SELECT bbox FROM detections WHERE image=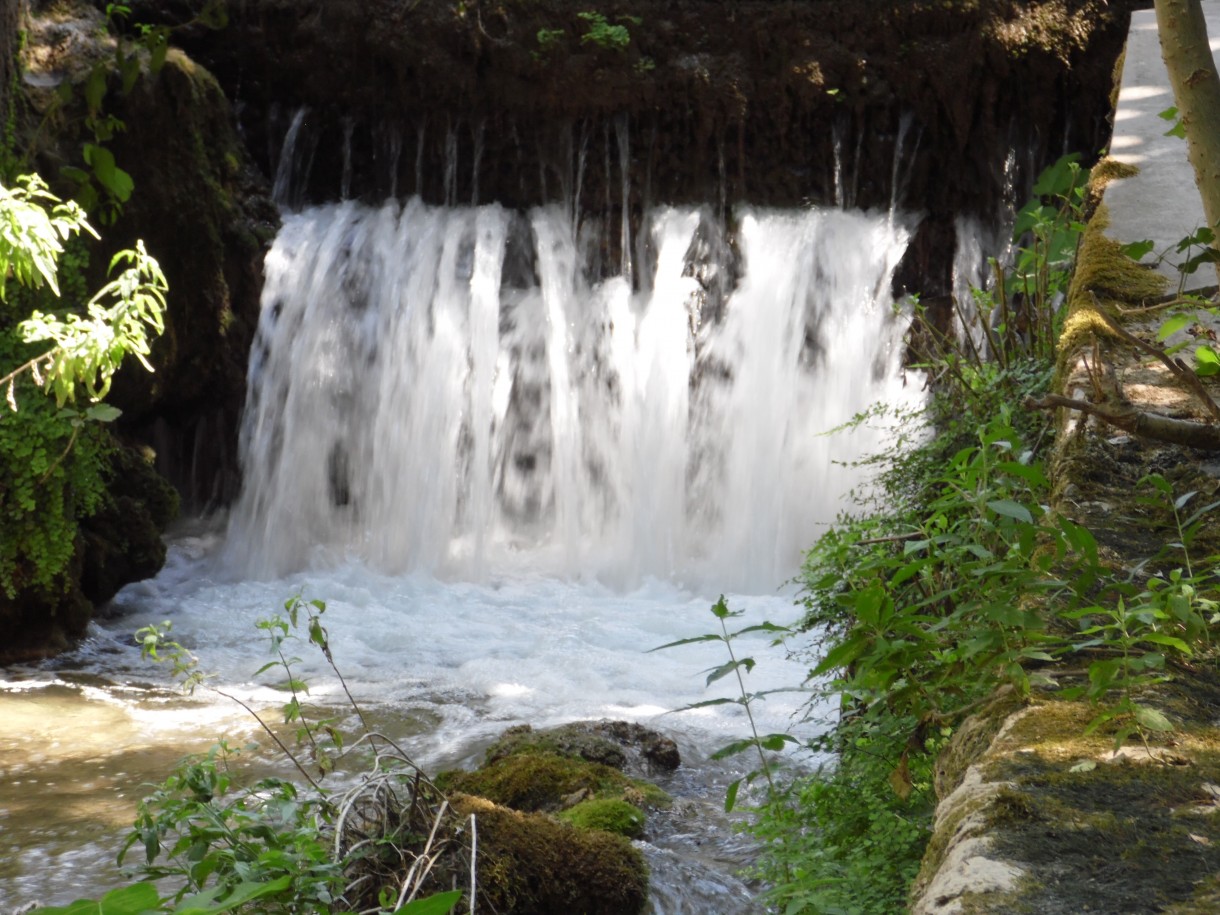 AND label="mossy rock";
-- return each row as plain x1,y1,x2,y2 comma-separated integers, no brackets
437,751,666,813
451,793,648,915
558,797,647,839
484,720,681,773
486,723,629,769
